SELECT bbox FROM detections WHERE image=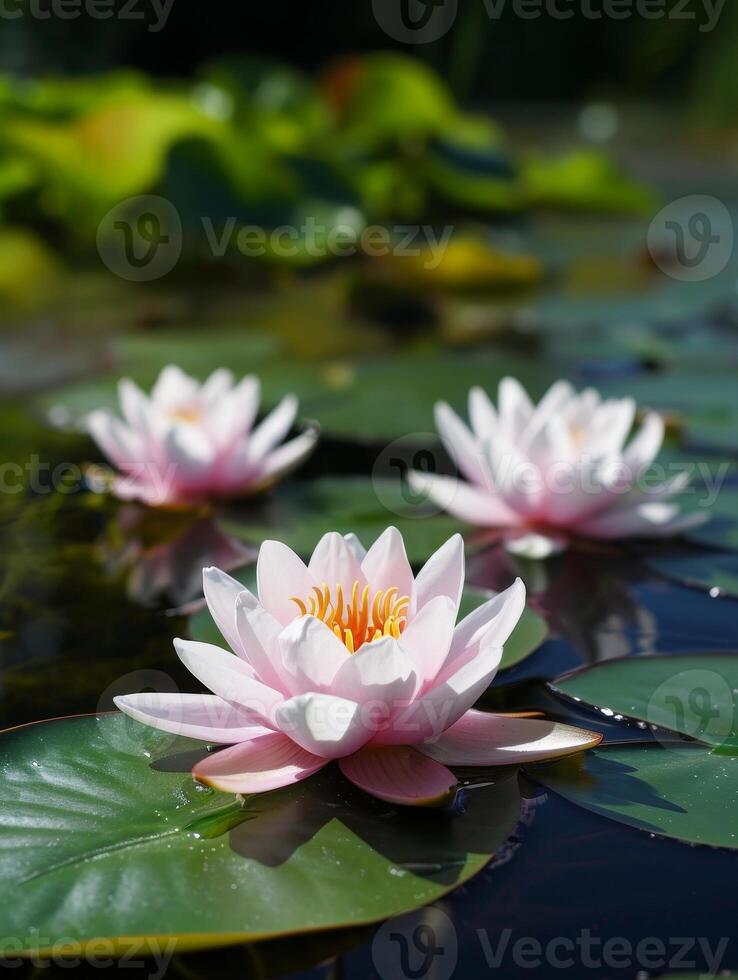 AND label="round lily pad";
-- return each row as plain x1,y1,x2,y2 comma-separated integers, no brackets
0,714,522,956
644,551,738,600
550,654,738,748
529,742,738,850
